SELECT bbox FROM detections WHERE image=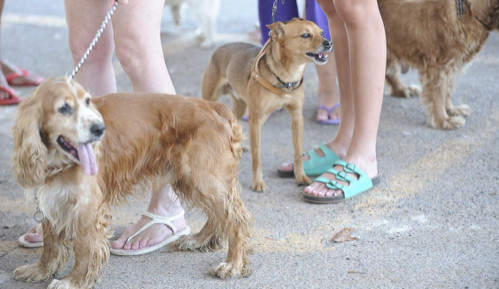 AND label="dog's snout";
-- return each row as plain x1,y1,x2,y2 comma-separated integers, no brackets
323,40,332,50
90,123,106,137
